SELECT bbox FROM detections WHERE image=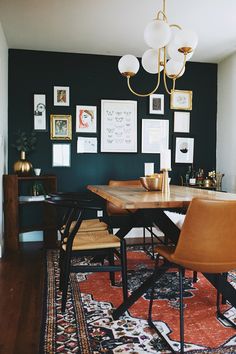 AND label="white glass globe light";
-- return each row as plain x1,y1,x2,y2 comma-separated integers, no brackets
118,55,140,76
144,20,171,49
166,59,185,78
167,40,193,62
174,29,198,53
141,49,164,74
